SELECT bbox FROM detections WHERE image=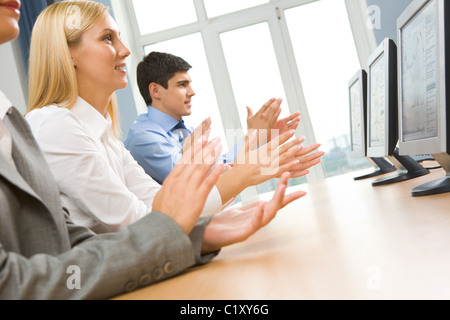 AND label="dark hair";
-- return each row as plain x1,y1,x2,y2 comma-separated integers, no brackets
137,51,192,106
